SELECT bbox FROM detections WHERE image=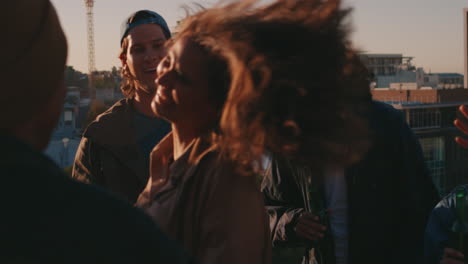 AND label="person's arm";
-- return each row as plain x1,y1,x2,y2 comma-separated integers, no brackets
72,137,103,184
